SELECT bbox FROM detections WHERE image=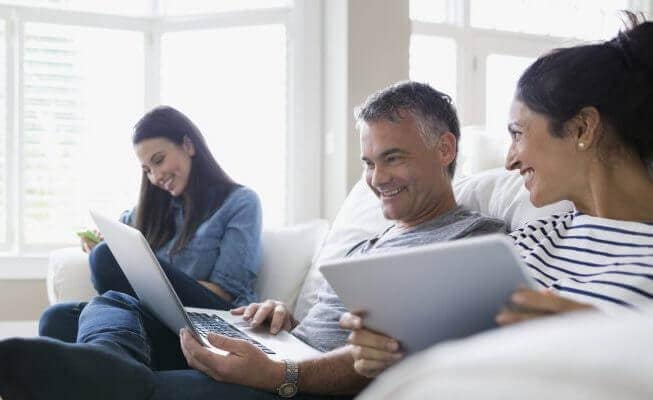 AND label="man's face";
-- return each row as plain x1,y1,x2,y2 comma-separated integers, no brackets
360,113,452,226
